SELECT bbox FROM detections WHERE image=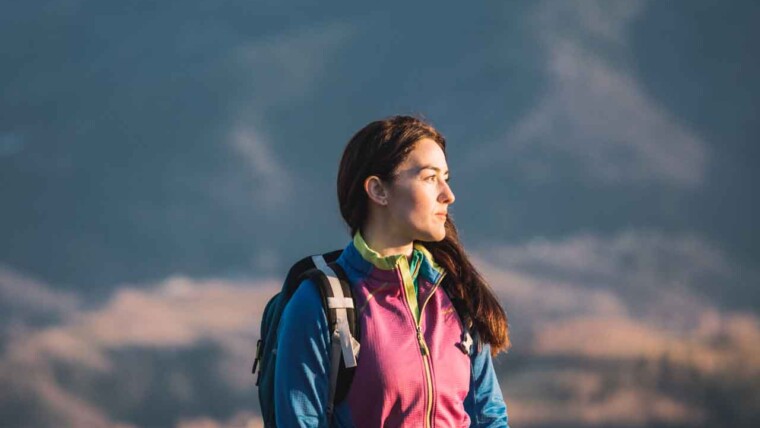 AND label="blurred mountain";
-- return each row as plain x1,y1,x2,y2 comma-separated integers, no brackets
1,231,758,427
0,276,276,427
474,231,760,427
